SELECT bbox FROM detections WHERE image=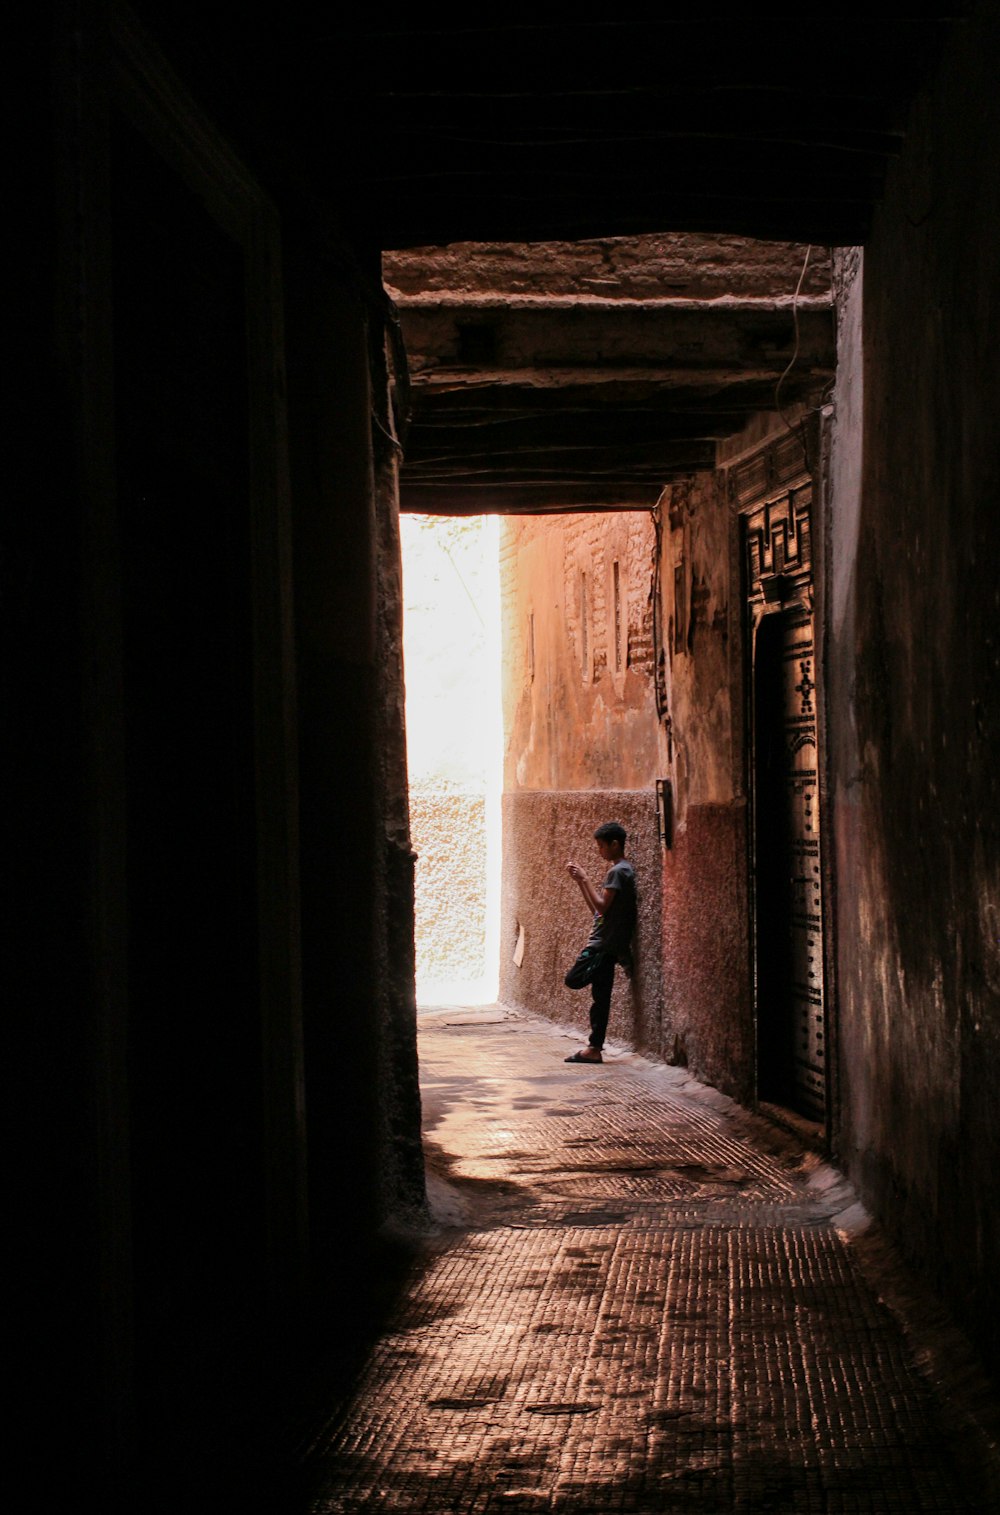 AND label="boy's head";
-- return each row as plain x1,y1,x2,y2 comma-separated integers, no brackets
594,822,626,859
